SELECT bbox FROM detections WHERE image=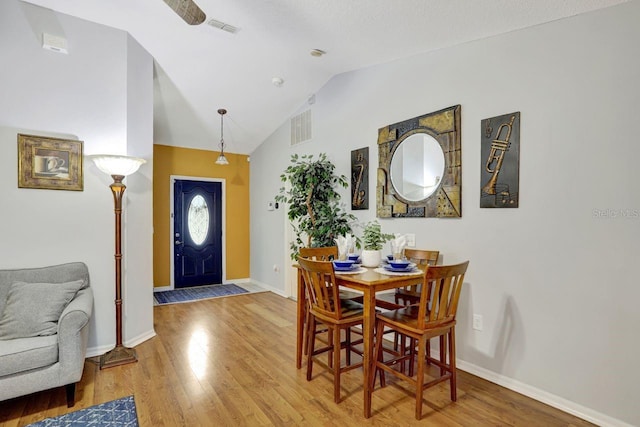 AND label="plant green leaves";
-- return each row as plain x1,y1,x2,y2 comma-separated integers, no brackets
362,220,393,250
275,153,357,259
